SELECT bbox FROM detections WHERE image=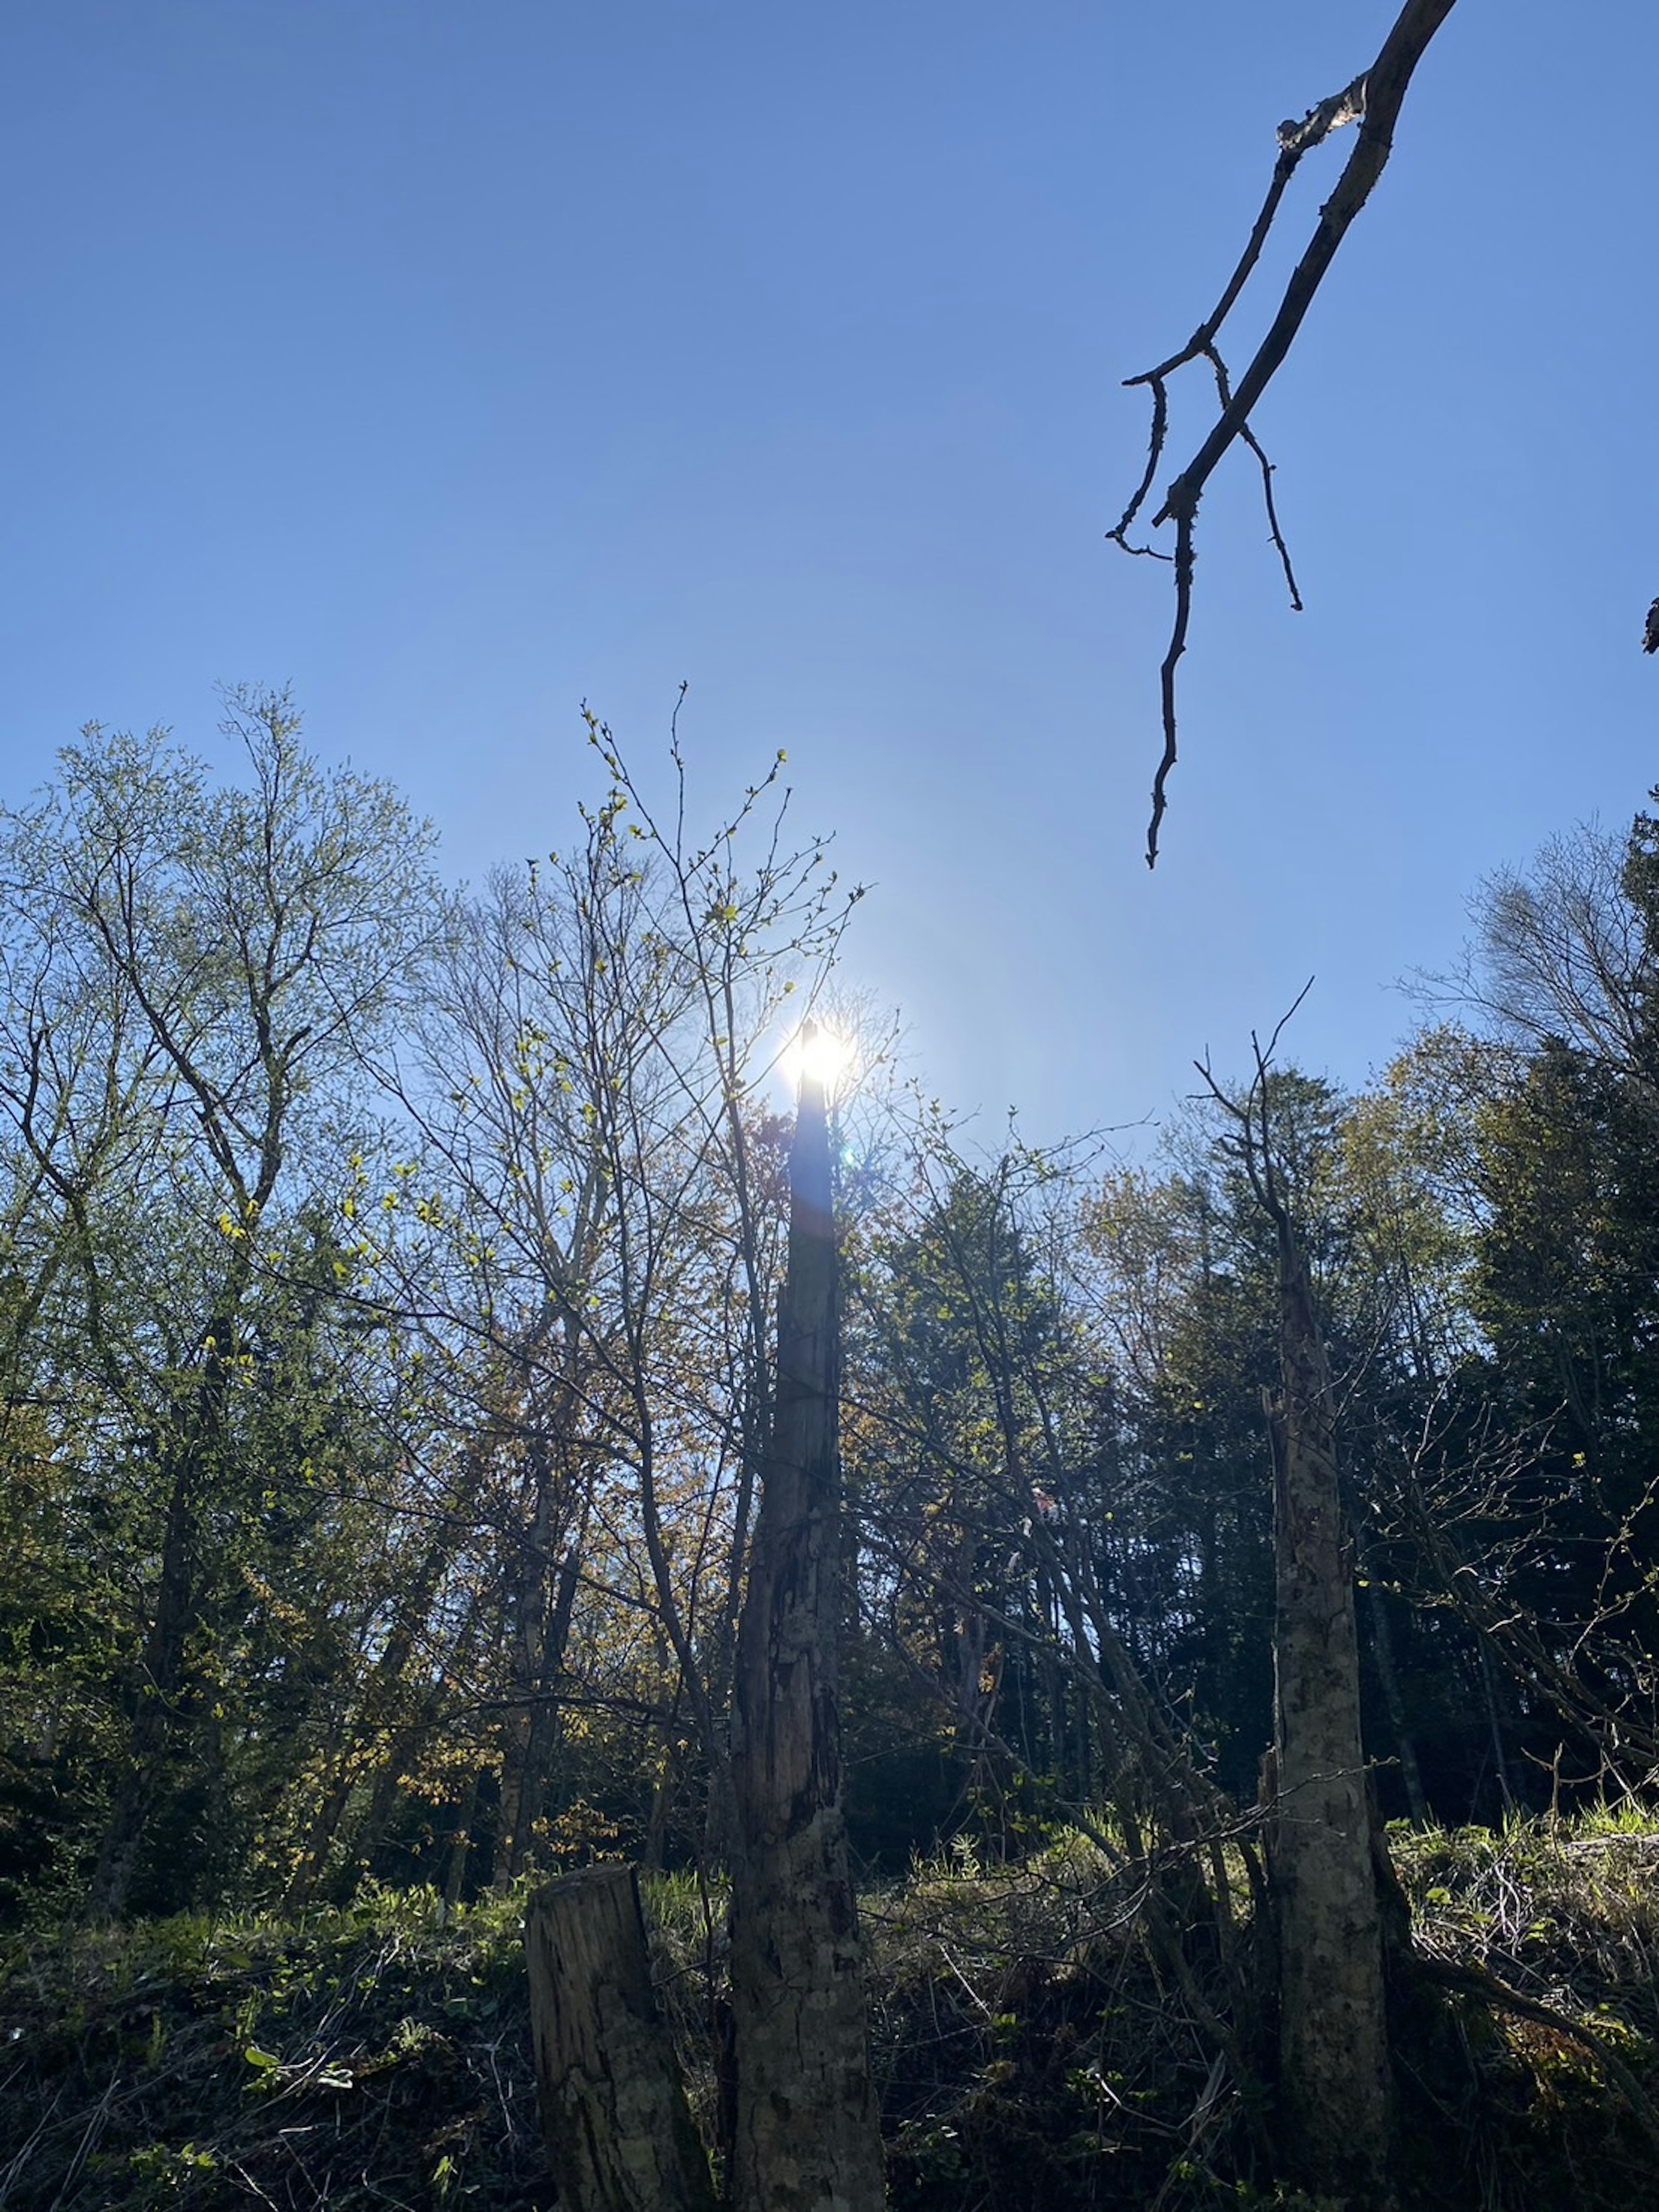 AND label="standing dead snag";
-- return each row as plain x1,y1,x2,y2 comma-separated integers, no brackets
1202,1008,1394,2199
521,1021,879,2212
525,1865,718,2212
728,1025,885,2212
1261,1172,1394,2194
1113,0,1459,866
